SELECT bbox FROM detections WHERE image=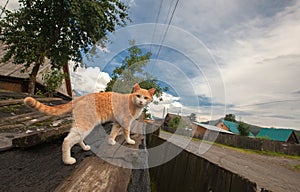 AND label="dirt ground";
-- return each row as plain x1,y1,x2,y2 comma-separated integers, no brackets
0,138,93,192
160,131,300,192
